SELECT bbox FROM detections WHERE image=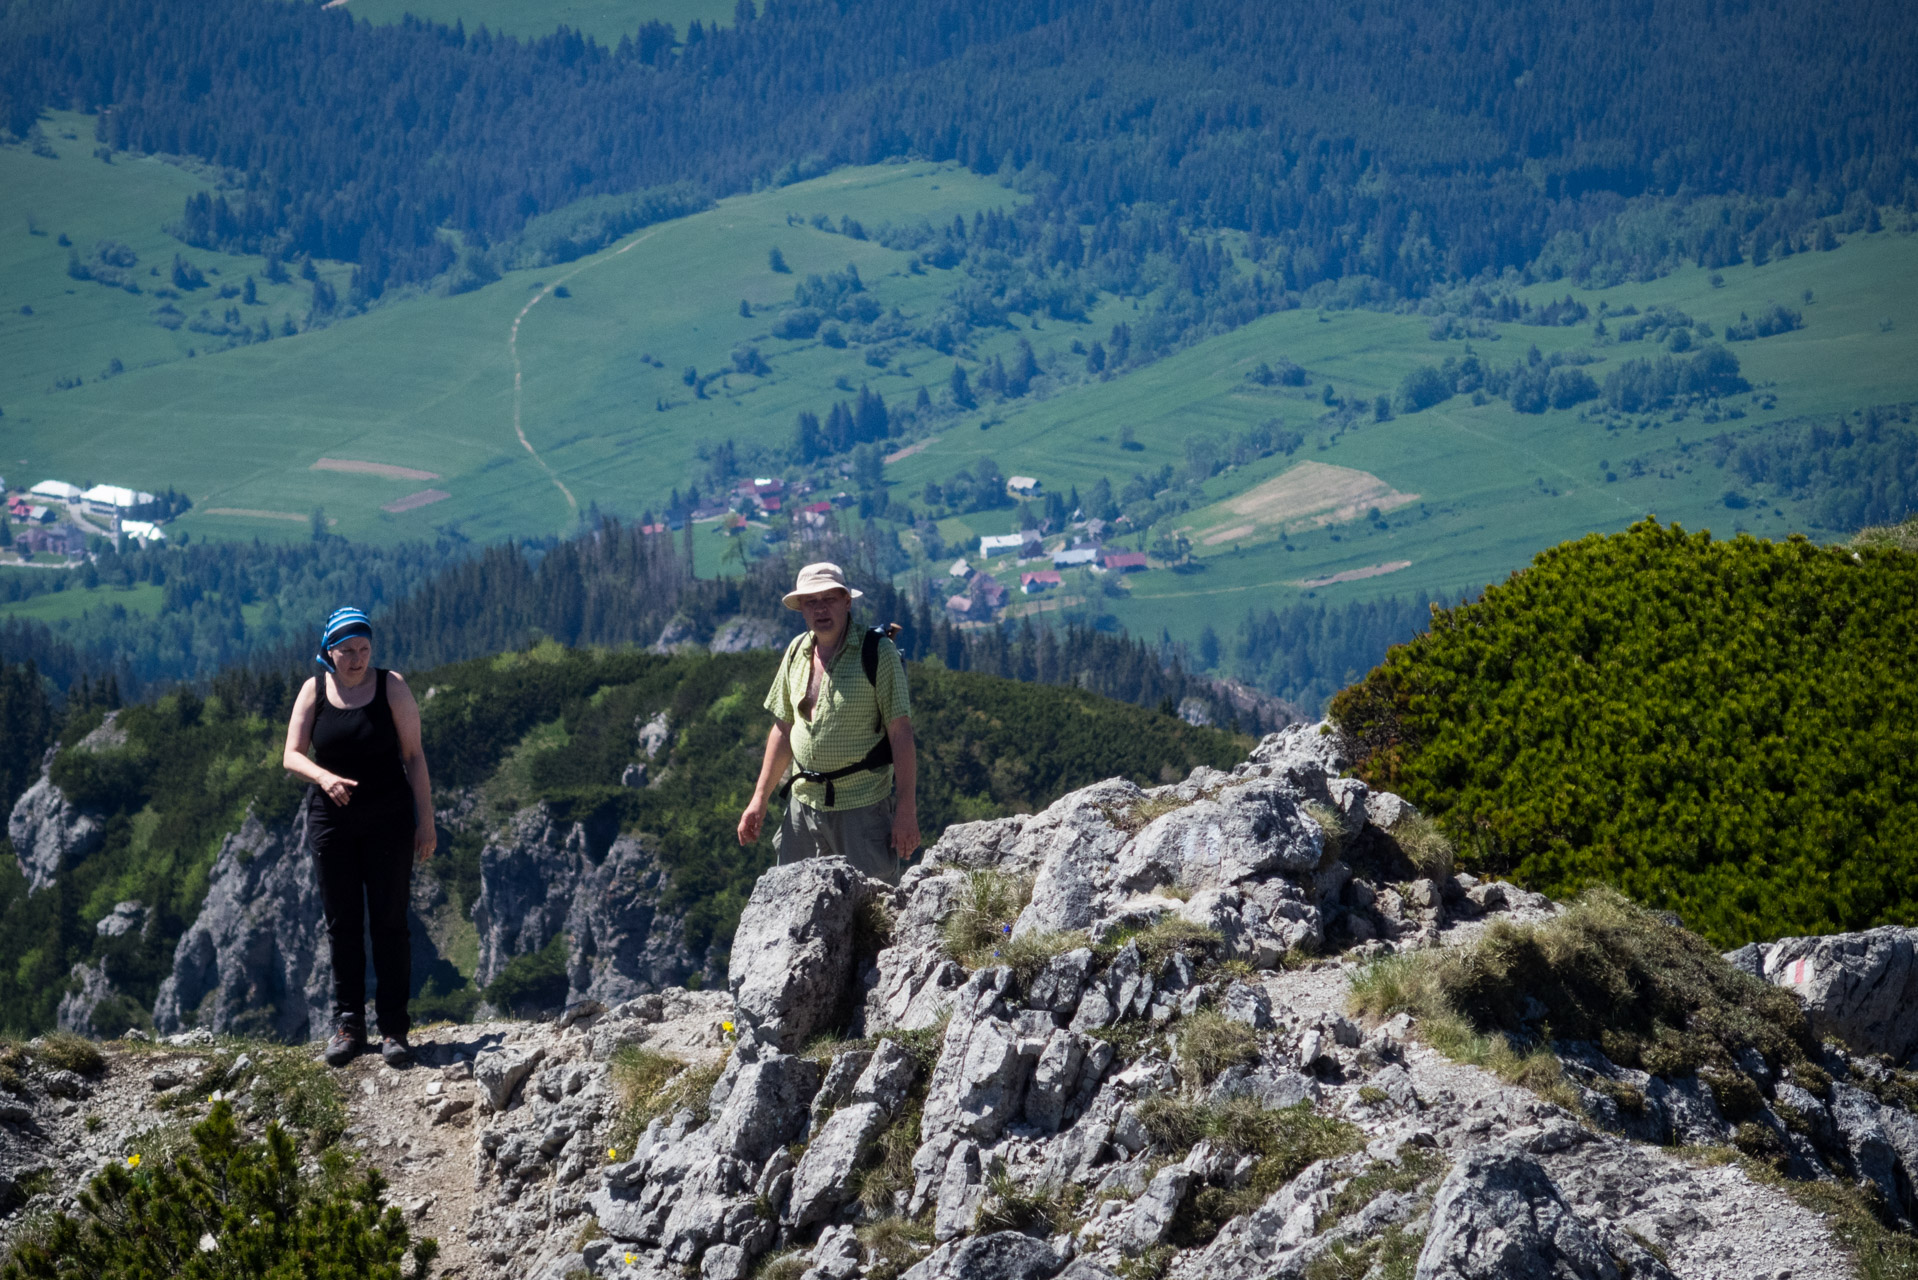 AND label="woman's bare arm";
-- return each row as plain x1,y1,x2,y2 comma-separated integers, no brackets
283,677,356,804
387,673,437,859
